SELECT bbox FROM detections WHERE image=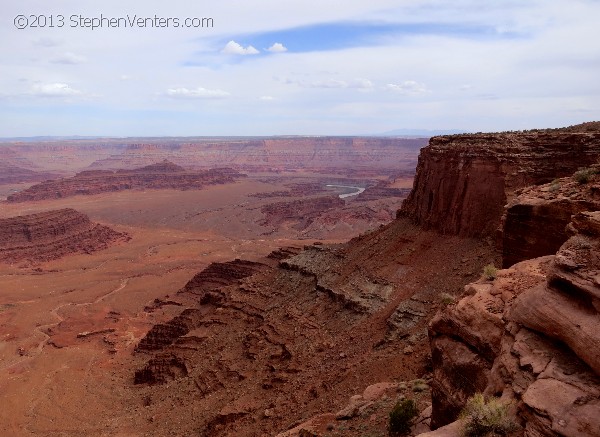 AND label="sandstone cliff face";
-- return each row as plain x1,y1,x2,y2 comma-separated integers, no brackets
401,132,600,237
428,212,600,435
89,137,426,172
6,161,244,202
0,142,124,172
501,169,600,267
0,208,129,263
